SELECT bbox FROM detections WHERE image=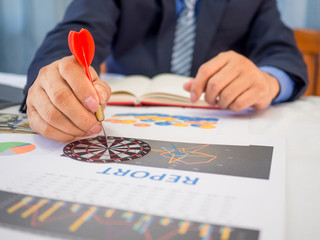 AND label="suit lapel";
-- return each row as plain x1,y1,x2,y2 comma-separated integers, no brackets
192,0,227,76
157,0,176,74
